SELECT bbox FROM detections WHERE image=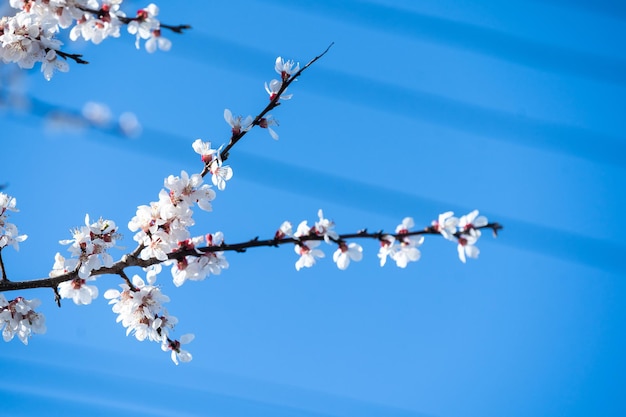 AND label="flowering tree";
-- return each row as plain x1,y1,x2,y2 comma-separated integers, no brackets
0,1,502,365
